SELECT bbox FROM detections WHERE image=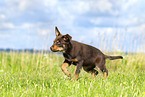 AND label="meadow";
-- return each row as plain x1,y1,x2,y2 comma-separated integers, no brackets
0,51,145,97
